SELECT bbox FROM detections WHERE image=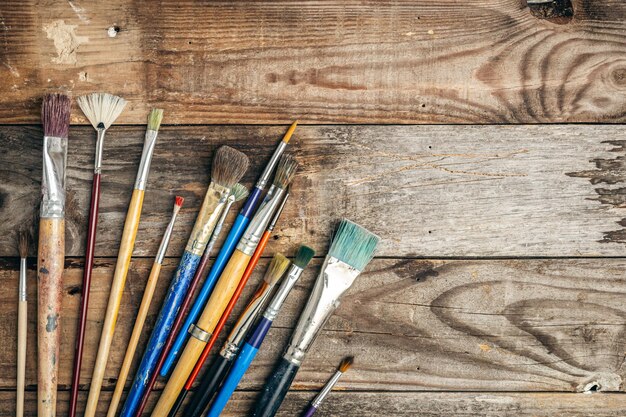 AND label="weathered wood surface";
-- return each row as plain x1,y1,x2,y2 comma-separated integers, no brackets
2,124,626,257
0,1,625,124
1,257,625,394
